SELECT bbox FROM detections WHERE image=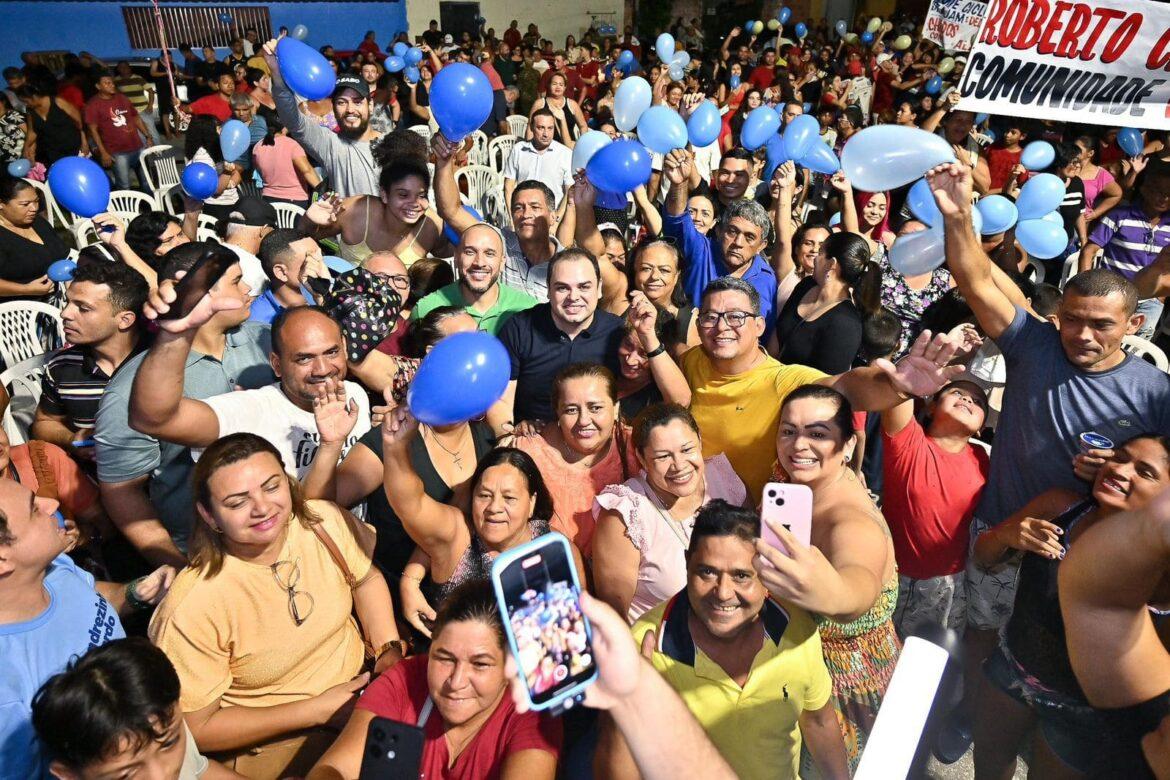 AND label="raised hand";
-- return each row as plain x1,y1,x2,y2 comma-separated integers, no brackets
142,271,244,334
431,132,459,166
829,170,851,193
626,290,660,350
994,515,1065,560
304,192,343,227
663,148,692,186
925,161,974,219
313,377,358,445
381,405,420,453
875,329,964,398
